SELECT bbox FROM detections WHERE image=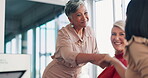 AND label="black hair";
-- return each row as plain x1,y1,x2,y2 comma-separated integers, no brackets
64,0,85,17
125,0,148,41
